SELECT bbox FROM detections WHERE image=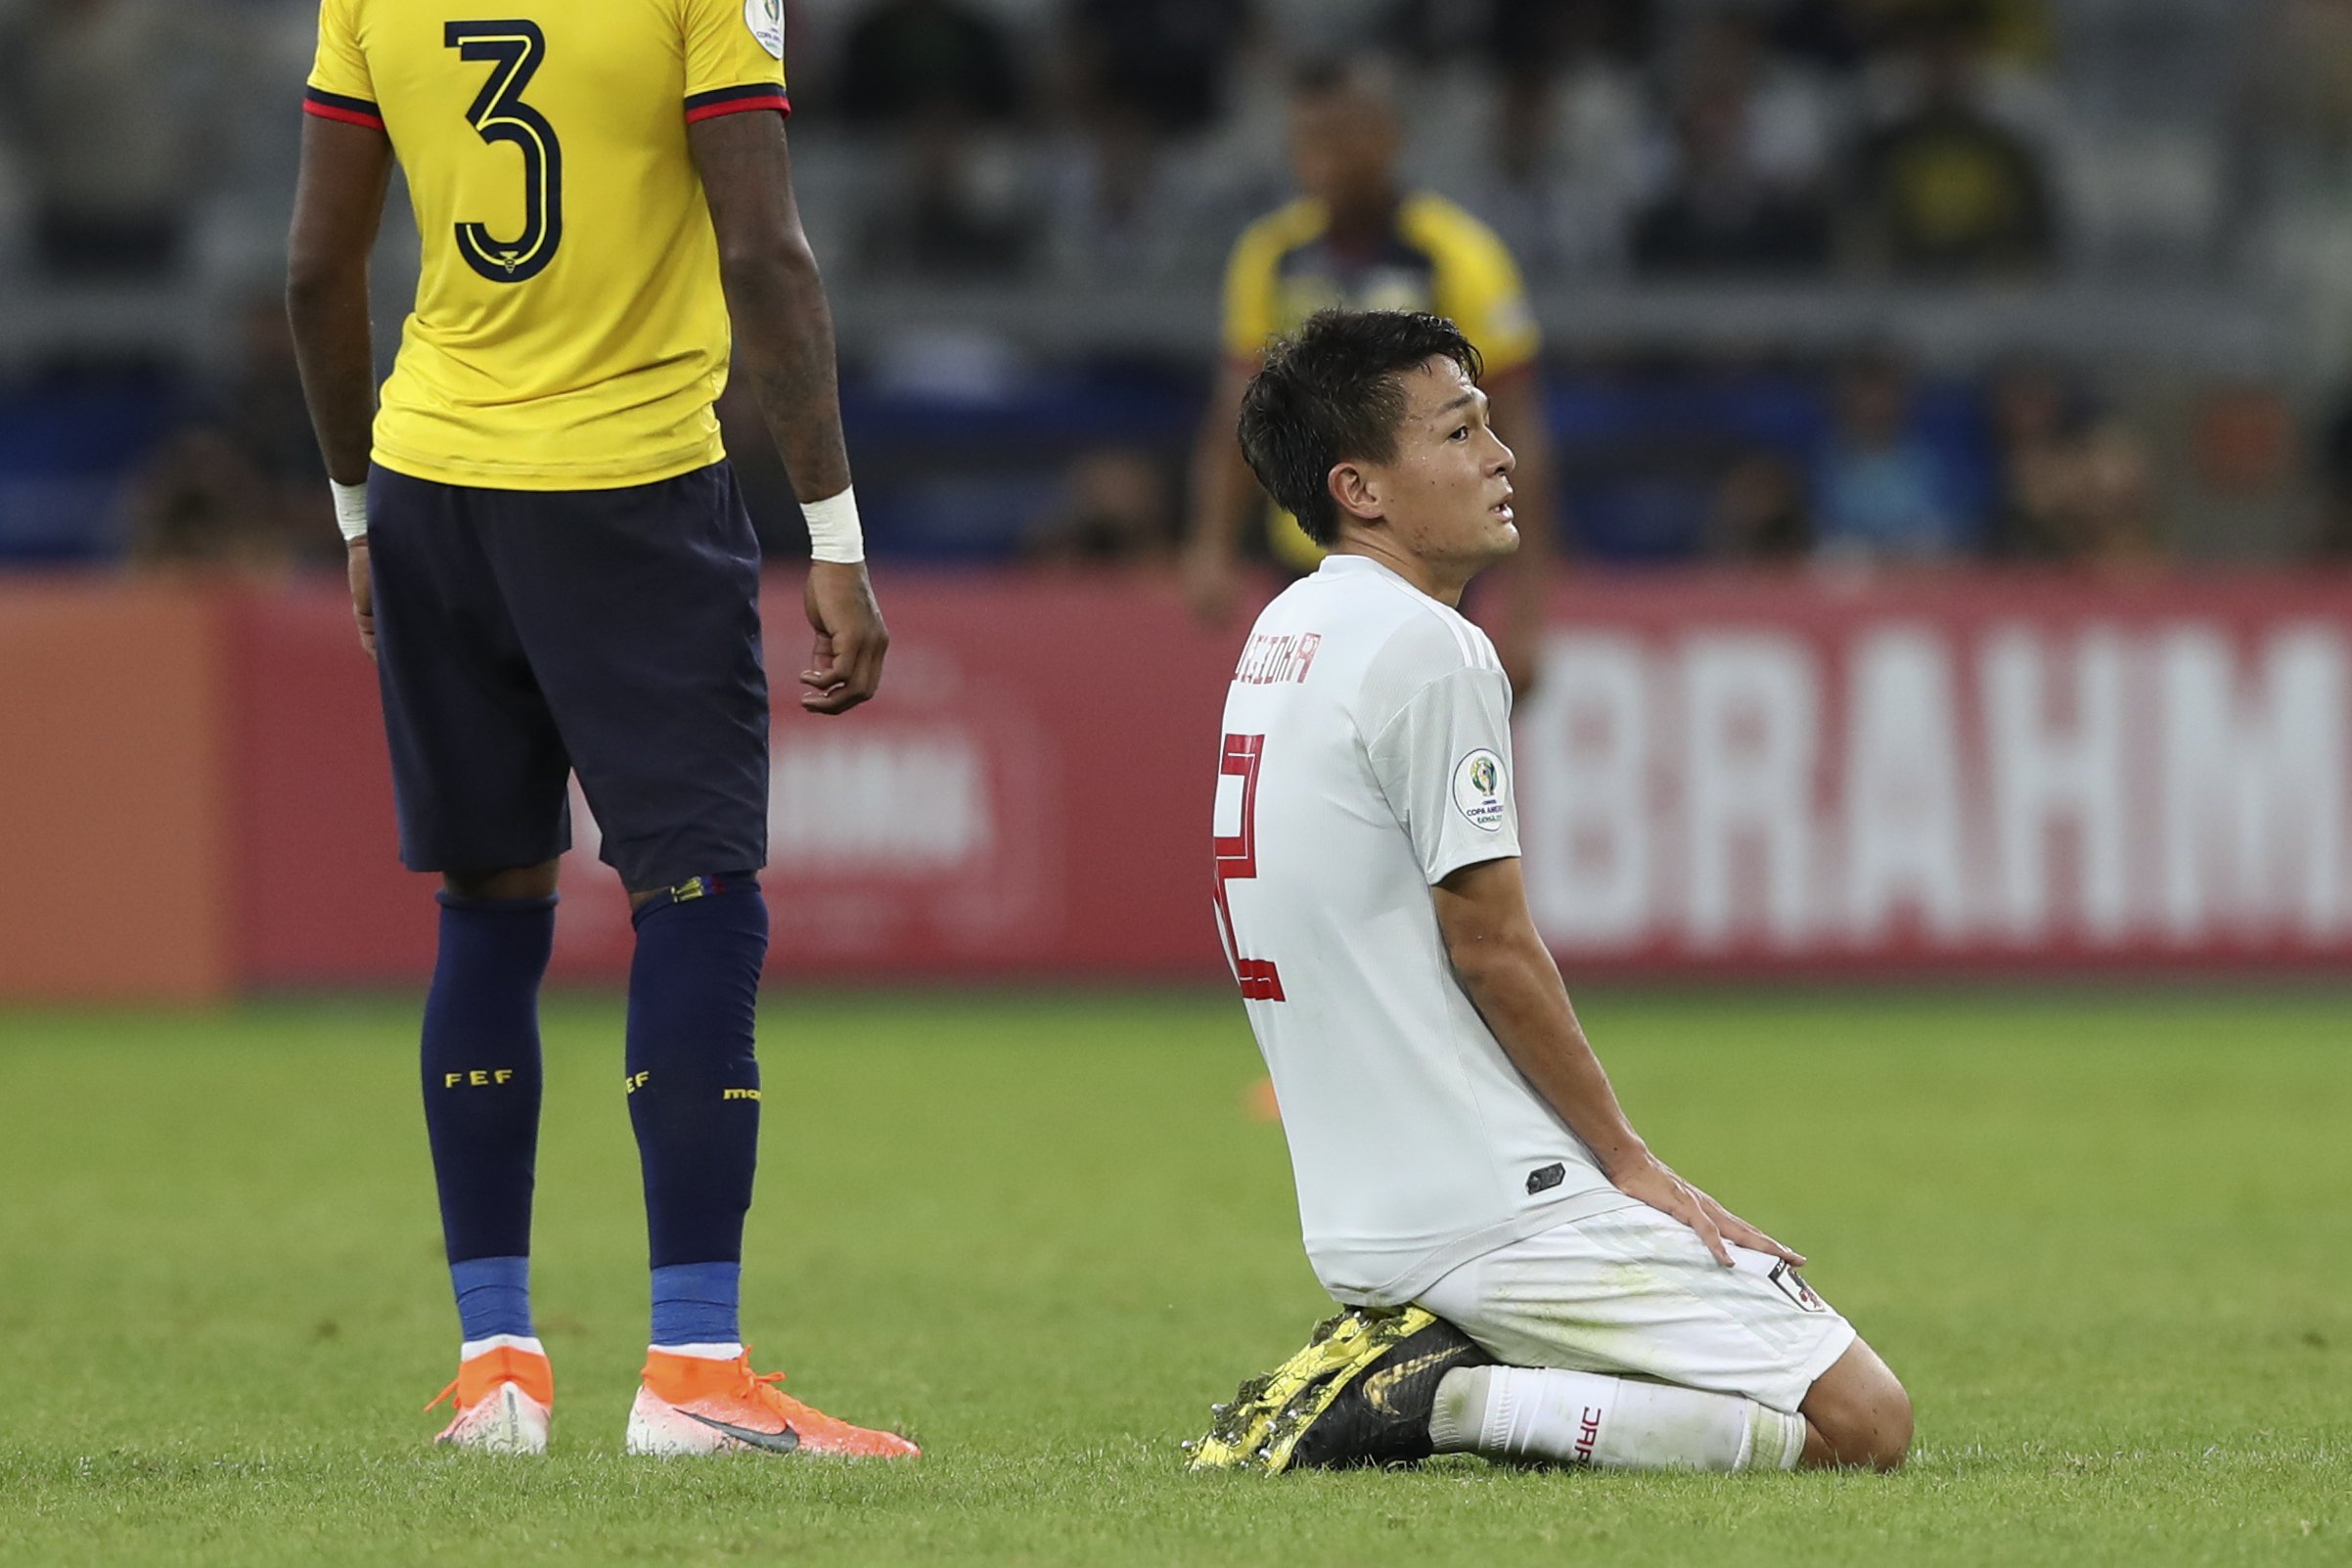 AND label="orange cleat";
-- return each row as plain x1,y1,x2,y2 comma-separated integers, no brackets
426,1337,553,1454
624,1347,919,1459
